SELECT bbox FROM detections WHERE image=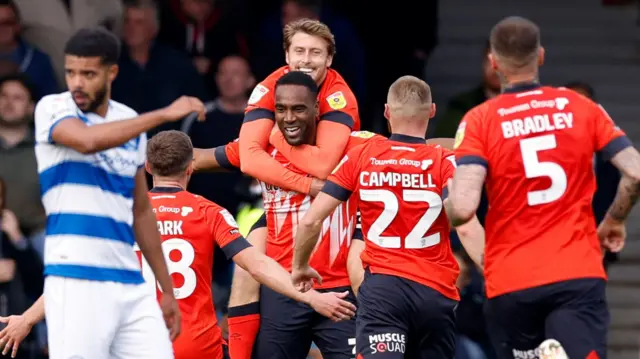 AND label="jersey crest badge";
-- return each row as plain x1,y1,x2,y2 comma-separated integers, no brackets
326,91,347,110
248,84,269,105
453,121,466,149
351,131,375,139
